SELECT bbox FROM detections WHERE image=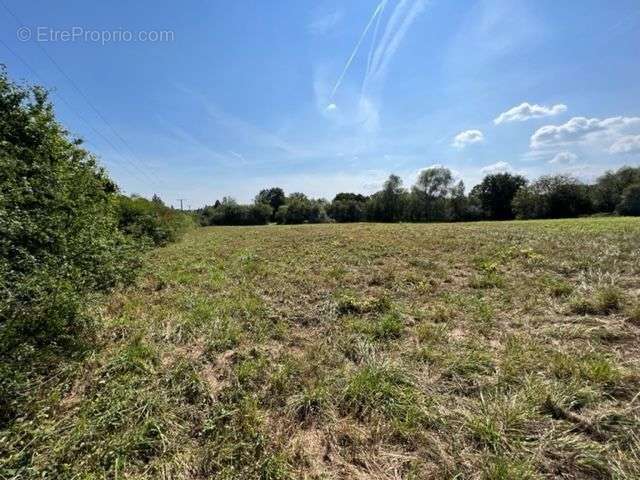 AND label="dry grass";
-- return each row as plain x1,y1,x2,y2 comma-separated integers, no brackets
2,217,640,479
